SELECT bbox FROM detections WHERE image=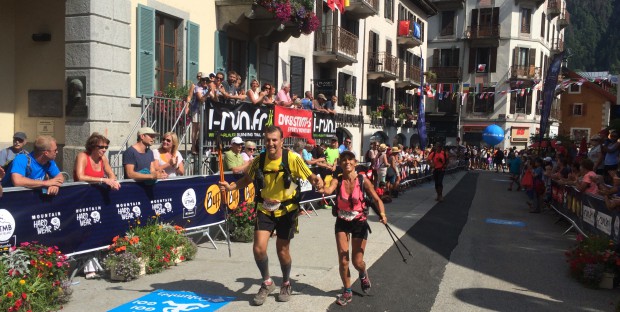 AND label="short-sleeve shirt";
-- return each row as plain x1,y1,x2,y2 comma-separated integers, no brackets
248,151,313,217
301,98,313,110
152,149,184,177
429,150,447,170
325,148,340,165
123,146,154,177
277,89,291,105
221,81,238,105
323,101,334,110
0,147,28,167
1,152,61,187
582,171,599,194
224,150,244,171
302,149,313,162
